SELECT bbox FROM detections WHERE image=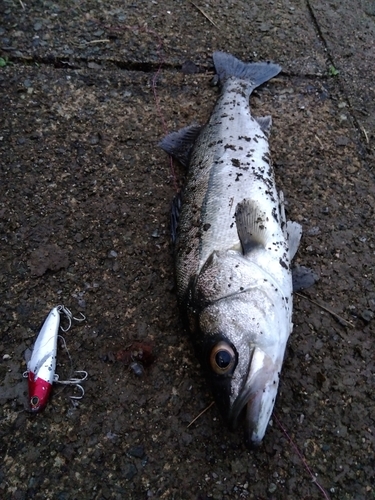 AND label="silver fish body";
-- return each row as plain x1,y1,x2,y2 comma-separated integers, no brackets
160,52,307,445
